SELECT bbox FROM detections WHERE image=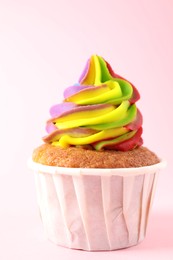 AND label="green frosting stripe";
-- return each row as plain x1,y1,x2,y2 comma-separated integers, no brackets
93,130,137,151
105,78,133,105
84,104,137,130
